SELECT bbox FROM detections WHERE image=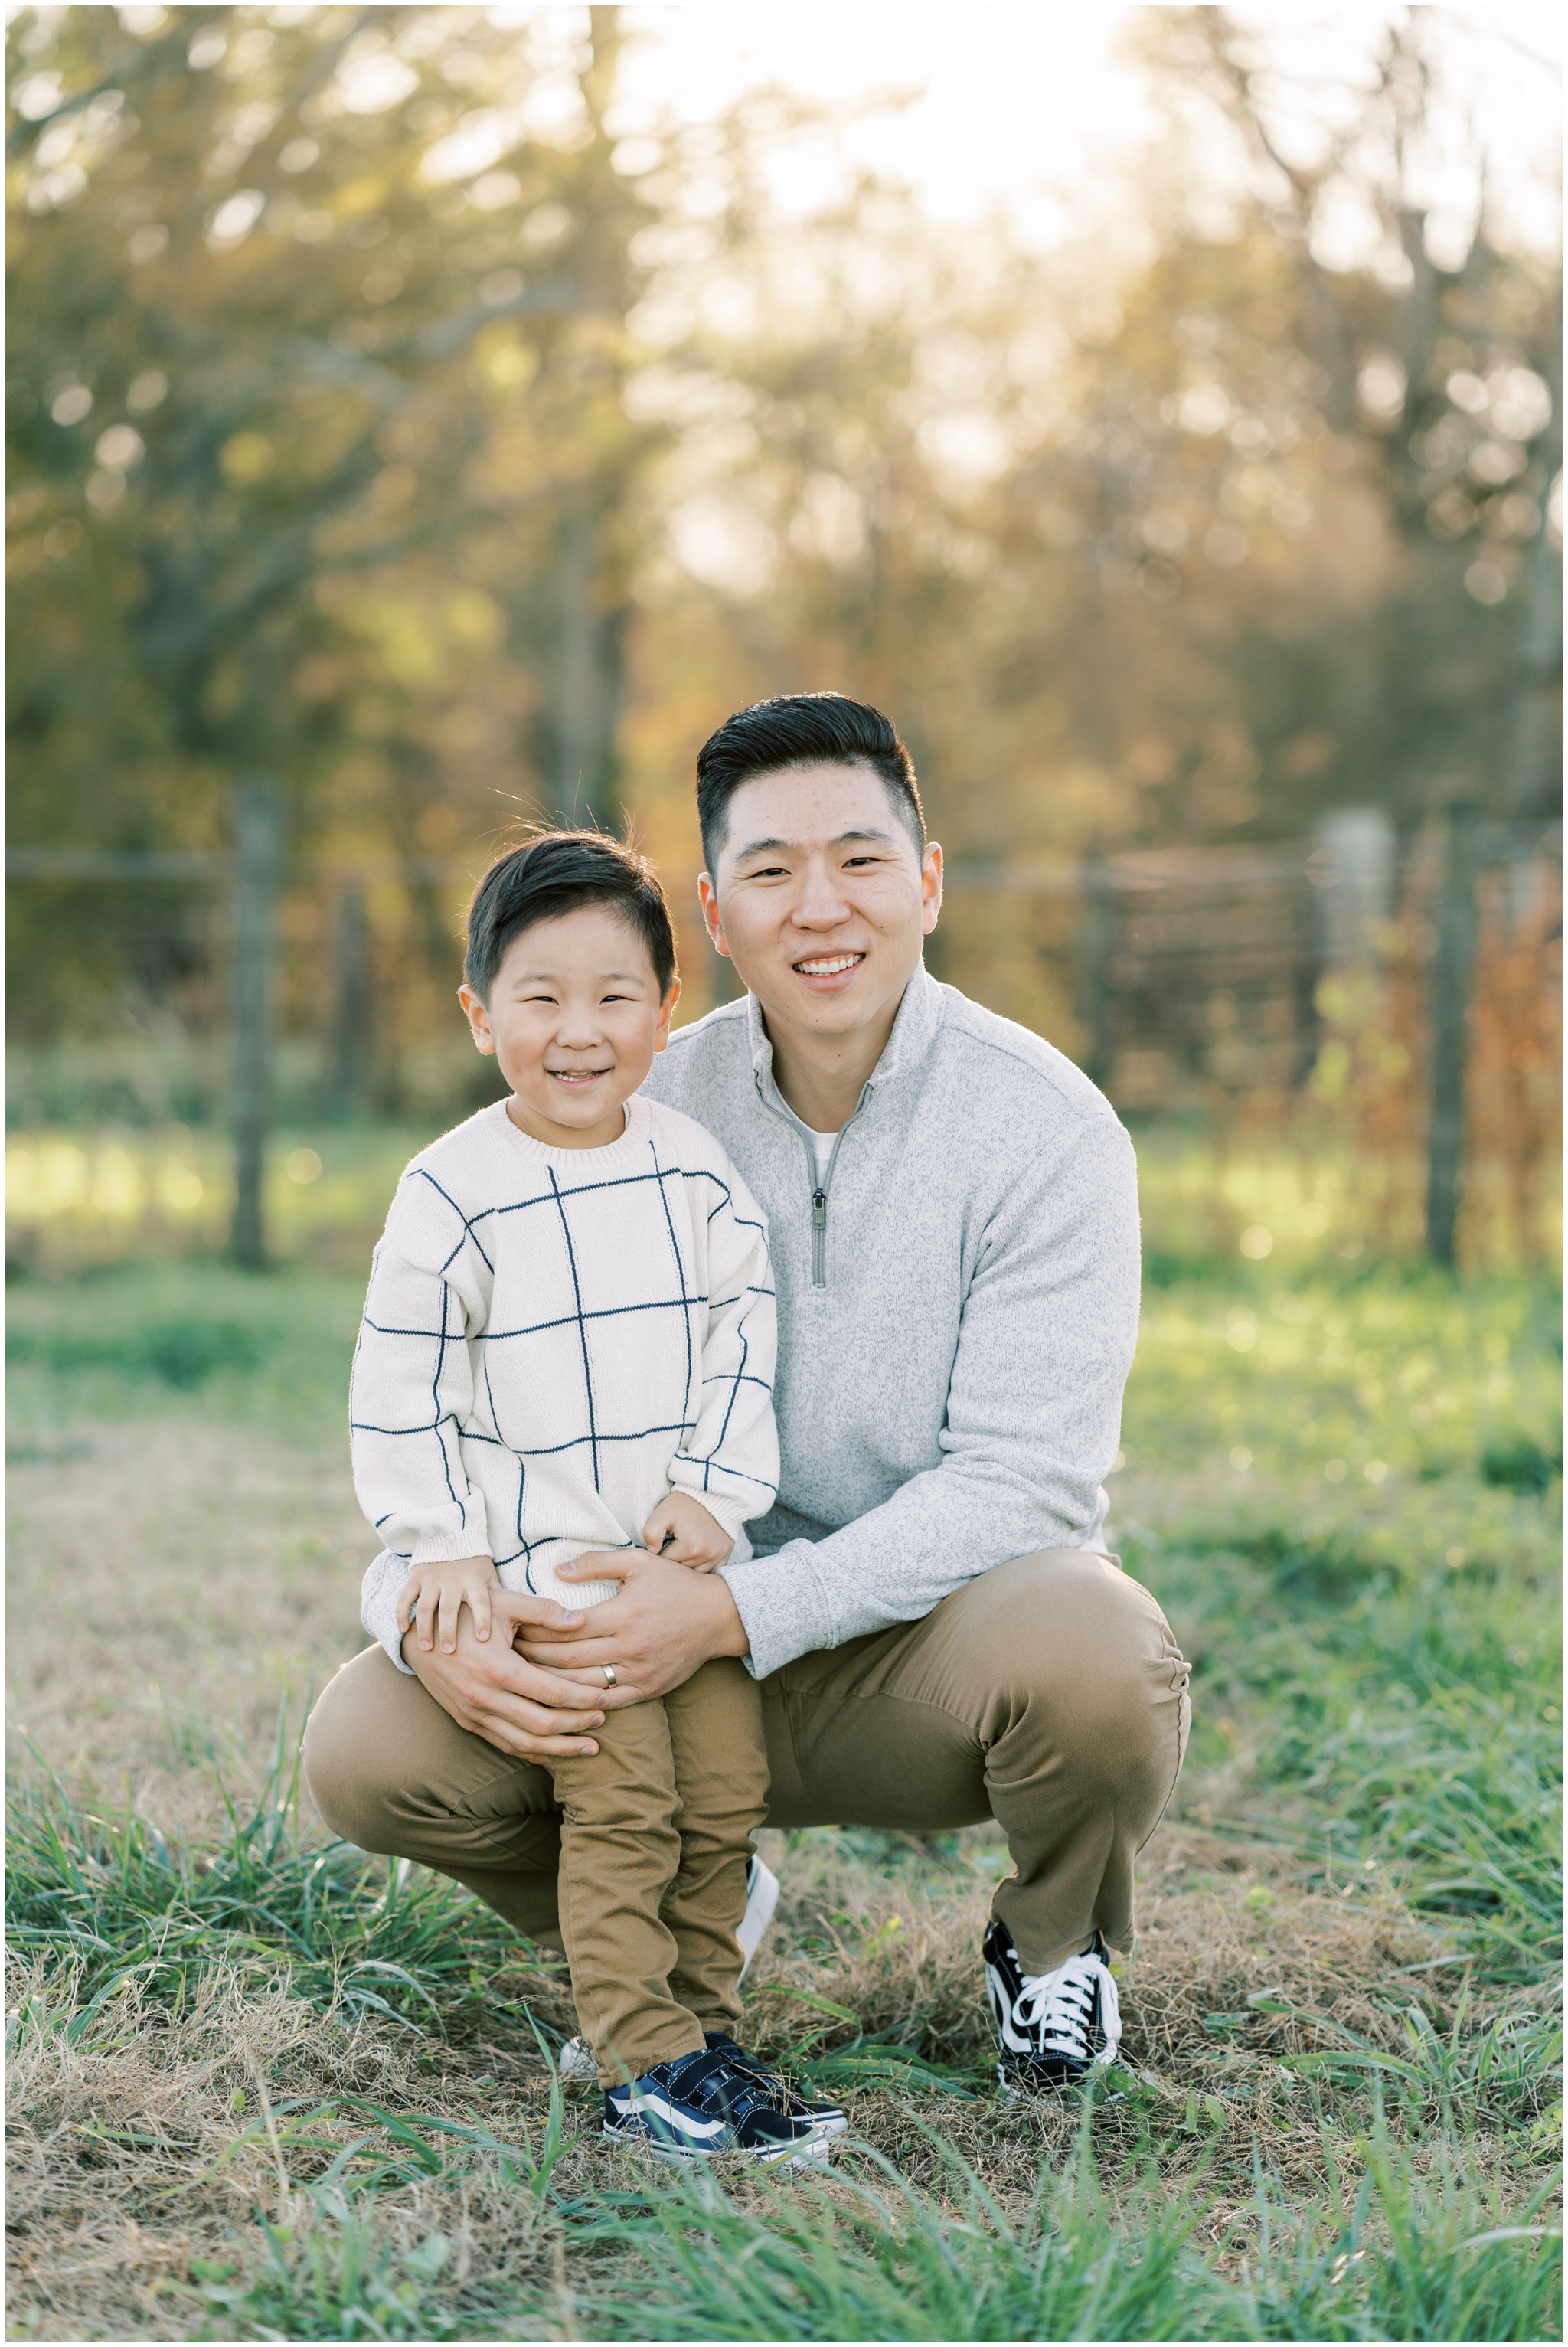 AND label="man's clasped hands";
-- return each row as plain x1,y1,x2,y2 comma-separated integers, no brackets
391,1489,742,1757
